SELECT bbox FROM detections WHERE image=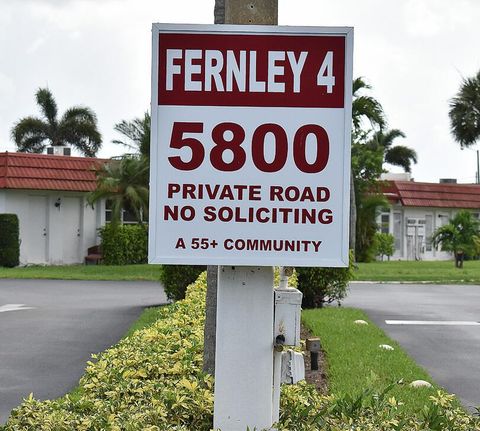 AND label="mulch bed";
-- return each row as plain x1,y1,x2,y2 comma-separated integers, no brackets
301,324,328,394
